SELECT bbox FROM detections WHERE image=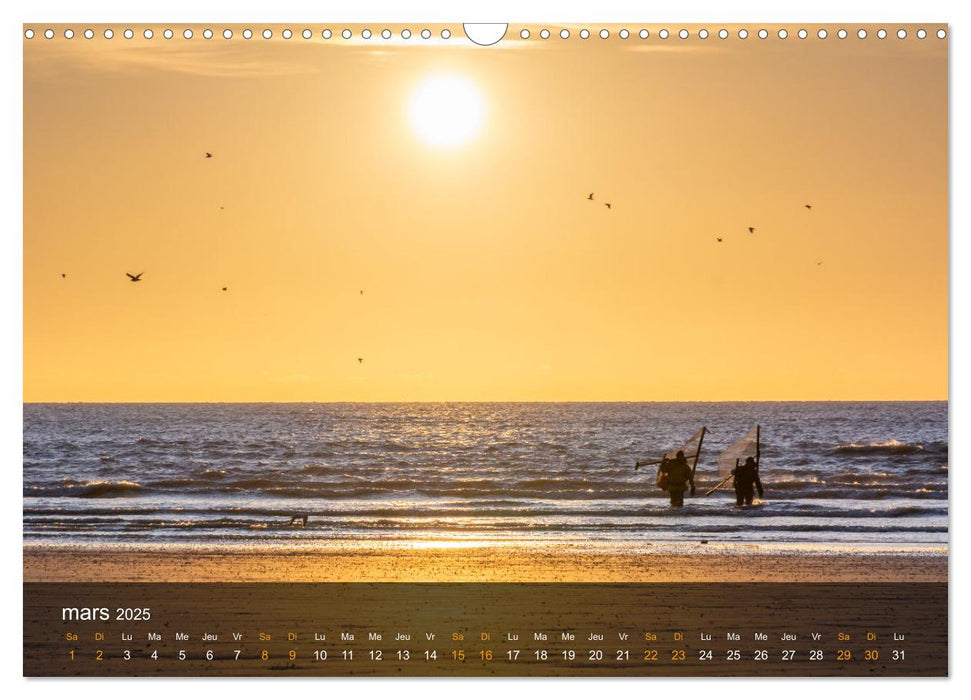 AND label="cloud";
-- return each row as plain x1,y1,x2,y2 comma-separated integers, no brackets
25,42,322,80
